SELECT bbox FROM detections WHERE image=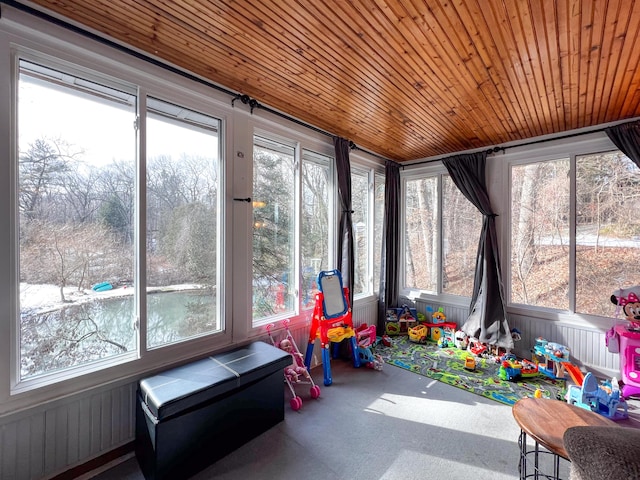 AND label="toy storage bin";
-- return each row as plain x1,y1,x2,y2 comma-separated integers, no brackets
135,341,290,480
